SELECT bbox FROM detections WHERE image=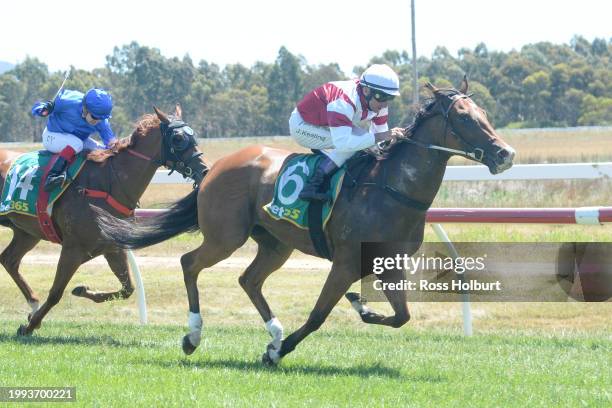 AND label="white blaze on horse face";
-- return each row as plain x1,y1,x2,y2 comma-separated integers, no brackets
188,312,203,347
466,99,484,122
265,317,284,350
